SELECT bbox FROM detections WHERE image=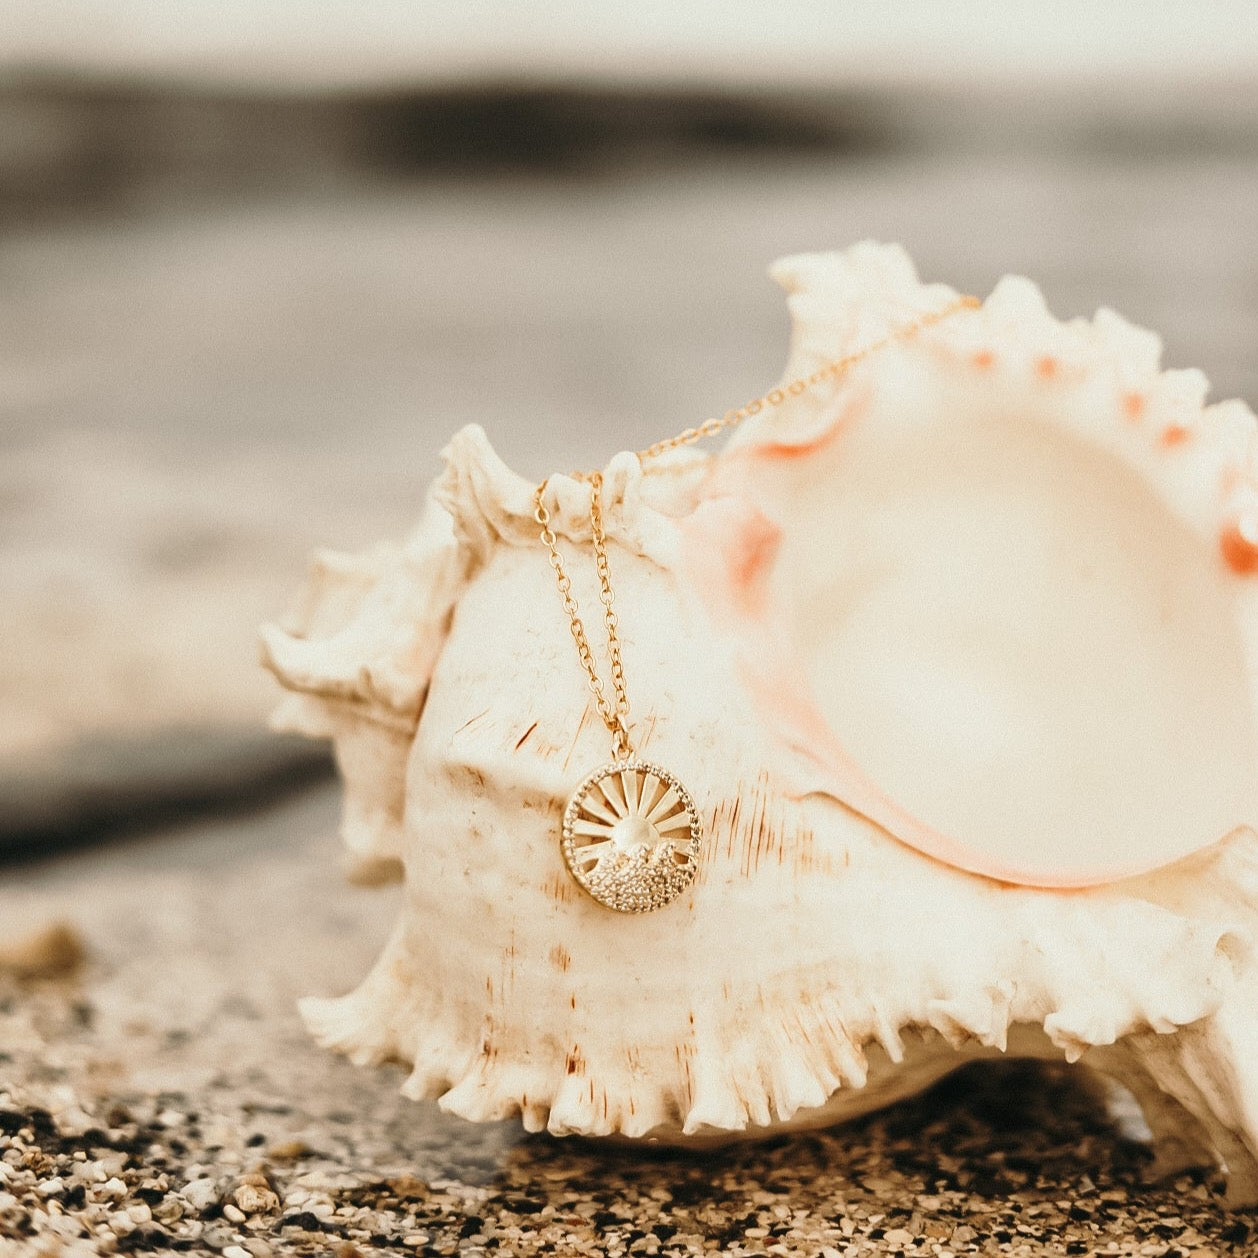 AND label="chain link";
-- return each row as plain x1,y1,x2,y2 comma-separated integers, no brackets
534,294,980,755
